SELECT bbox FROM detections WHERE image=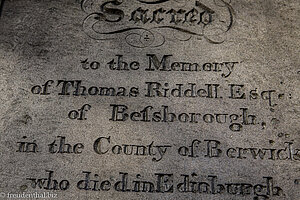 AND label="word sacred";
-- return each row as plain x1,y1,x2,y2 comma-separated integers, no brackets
81,0,235,47
84,0,215,25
